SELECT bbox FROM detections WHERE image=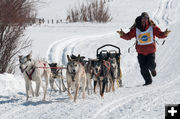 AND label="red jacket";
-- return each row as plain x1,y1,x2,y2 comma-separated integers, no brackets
120,25,167,55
